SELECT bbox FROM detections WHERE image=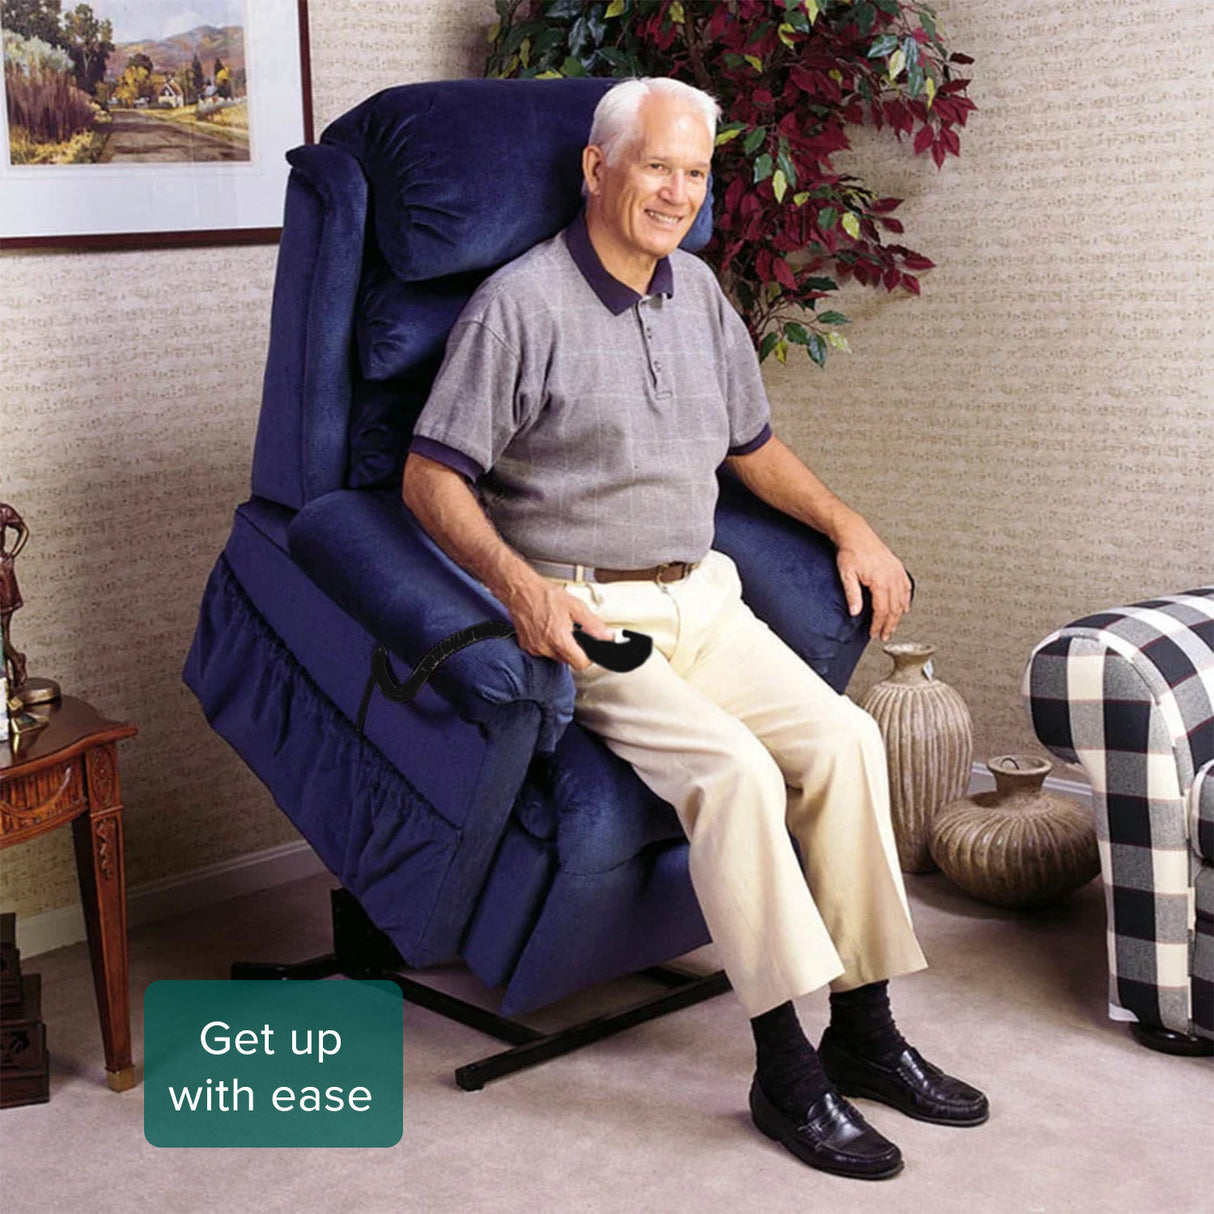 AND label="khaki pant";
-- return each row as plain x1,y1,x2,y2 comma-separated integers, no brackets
552,550,928,1017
